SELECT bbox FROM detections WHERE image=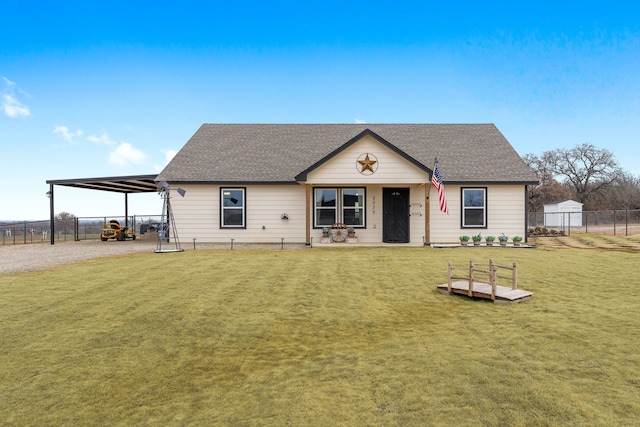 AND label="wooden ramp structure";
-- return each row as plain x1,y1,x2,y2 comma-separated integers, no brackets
437,259,533,304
